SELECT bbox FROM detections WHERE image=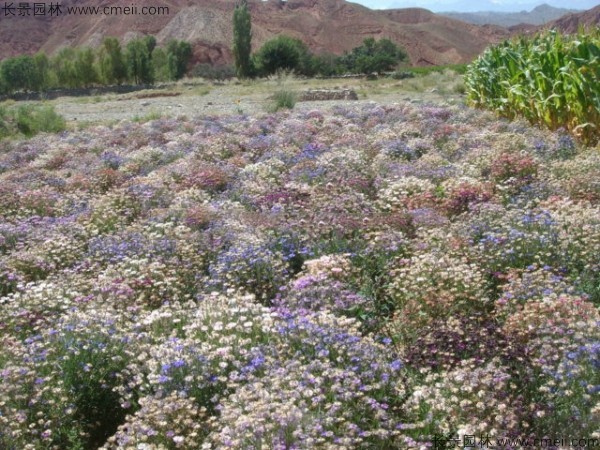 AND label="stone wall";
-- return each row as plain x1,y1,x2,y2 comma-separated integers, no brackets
0,84,166,102
299,89,358,101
